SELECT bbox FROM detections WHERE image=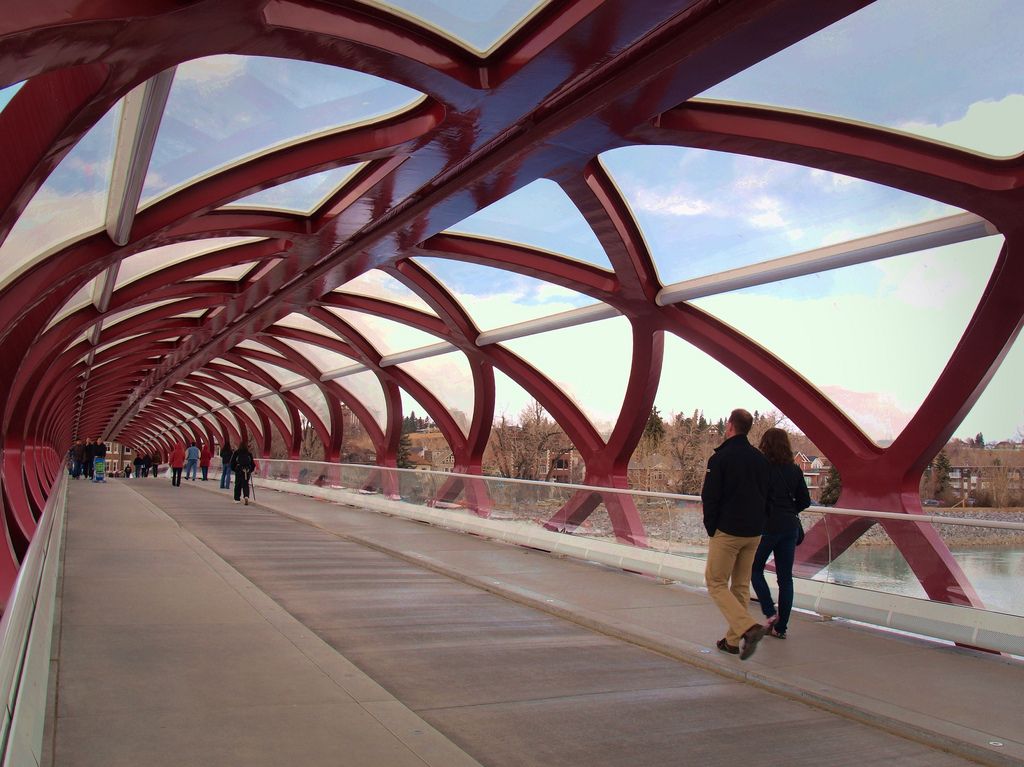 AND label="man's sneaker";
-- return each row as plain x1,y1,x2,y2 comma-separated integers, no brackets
233,500,240,504
716,638,739,655
243,497,249,506
740,624,765,660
